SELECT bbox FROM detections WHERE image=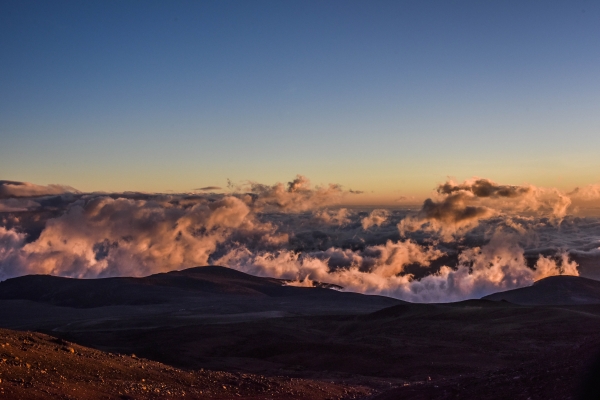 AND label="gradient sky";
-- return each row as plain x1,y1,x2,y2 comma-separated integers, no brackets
1,0,599,203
